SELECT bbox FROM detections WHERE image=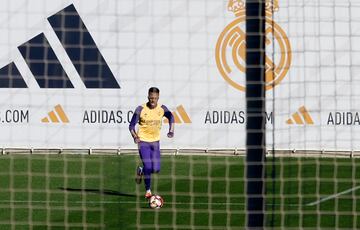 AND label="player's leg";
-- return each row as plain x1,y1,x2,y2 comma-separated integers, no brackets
151,141,161,173
135,142,145,184
135,164,143,184
139,142,153,198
